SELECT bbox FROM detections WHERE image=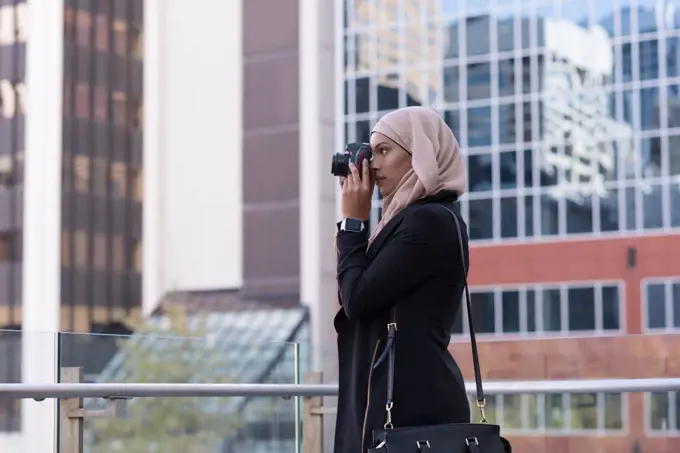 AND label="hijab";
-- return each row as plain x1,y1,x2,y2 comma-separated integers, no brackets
368,106,467,246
